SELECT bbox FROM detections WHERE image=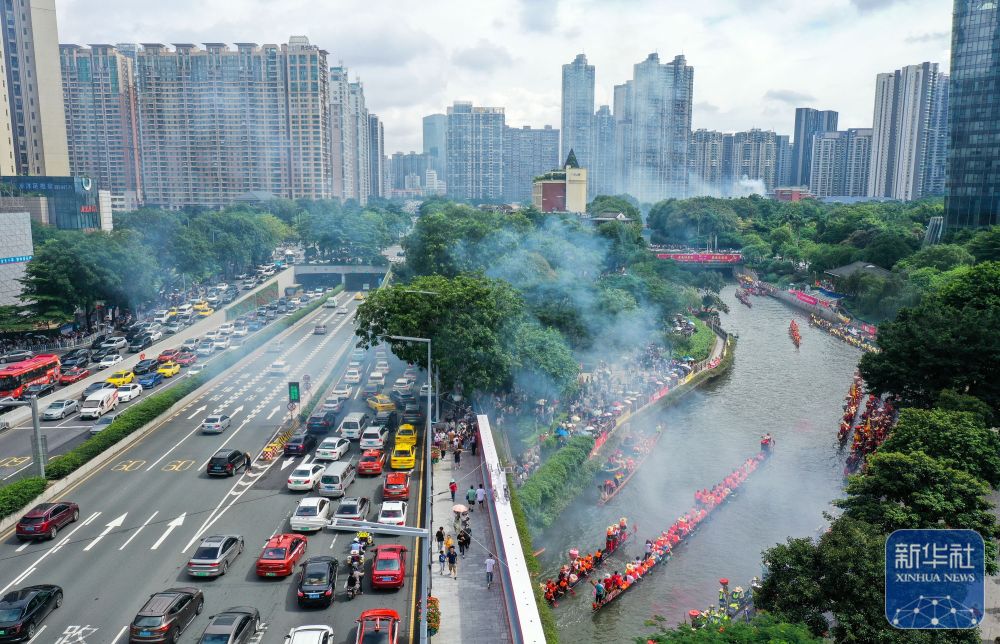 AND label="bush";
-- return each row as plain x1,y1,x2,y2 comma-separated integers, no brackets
518,434,600,528
508,475,559,644
670,318,715,361
0,477,47,520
